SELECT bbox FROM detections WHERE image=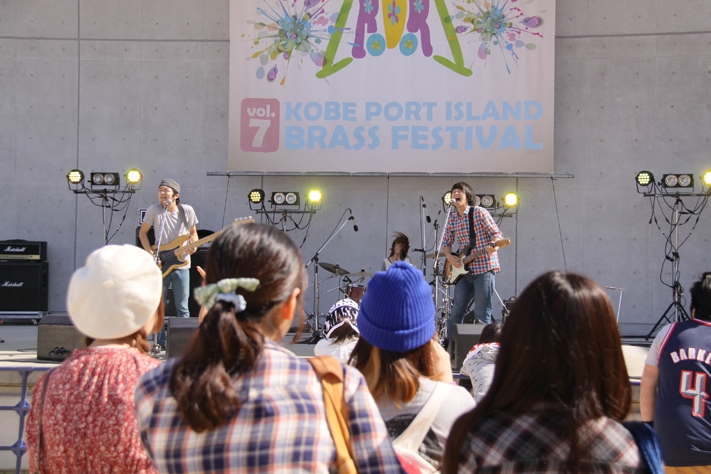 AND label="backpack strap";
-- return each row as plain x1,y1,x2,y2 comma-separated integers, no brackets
393,381,453,451
308,356,358,474
622,421,664,474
